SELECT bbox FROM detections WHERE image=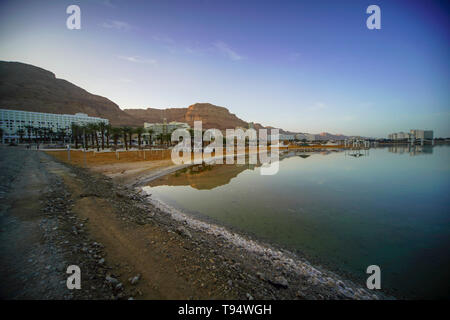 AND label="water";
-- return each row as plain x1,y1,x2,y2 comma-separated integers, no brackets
143,145,450,299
